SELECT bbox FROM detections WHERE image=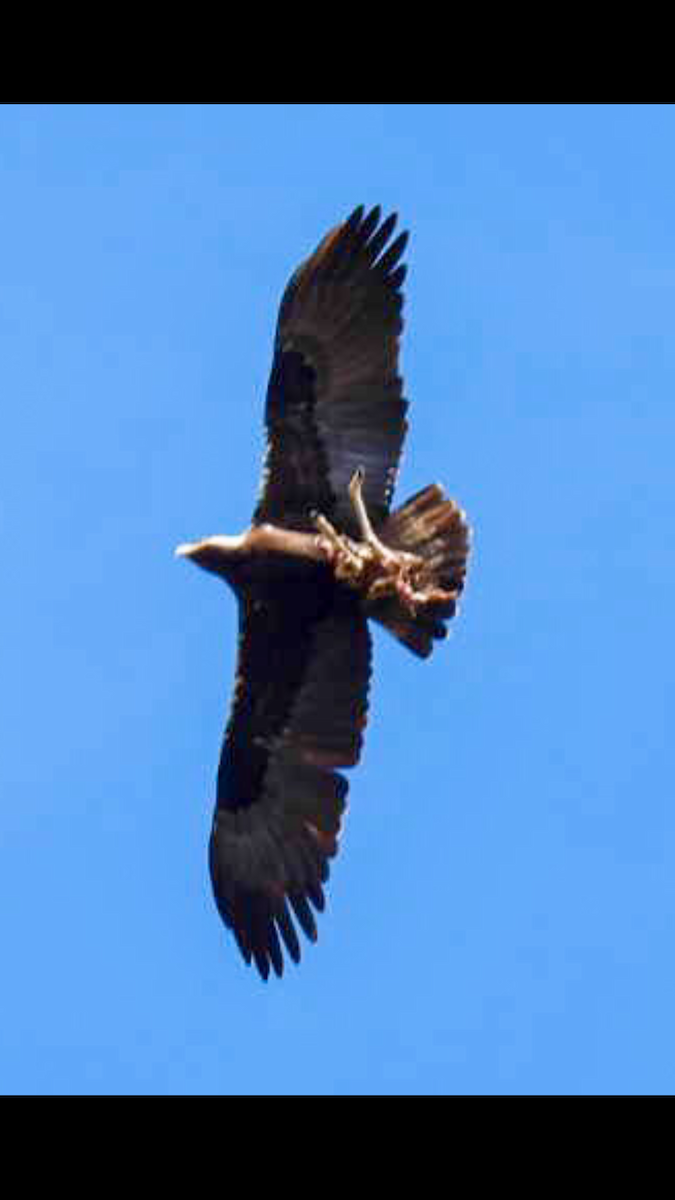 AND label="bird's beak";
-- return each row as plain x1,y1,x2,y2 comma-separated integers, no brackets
174,534,249,575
